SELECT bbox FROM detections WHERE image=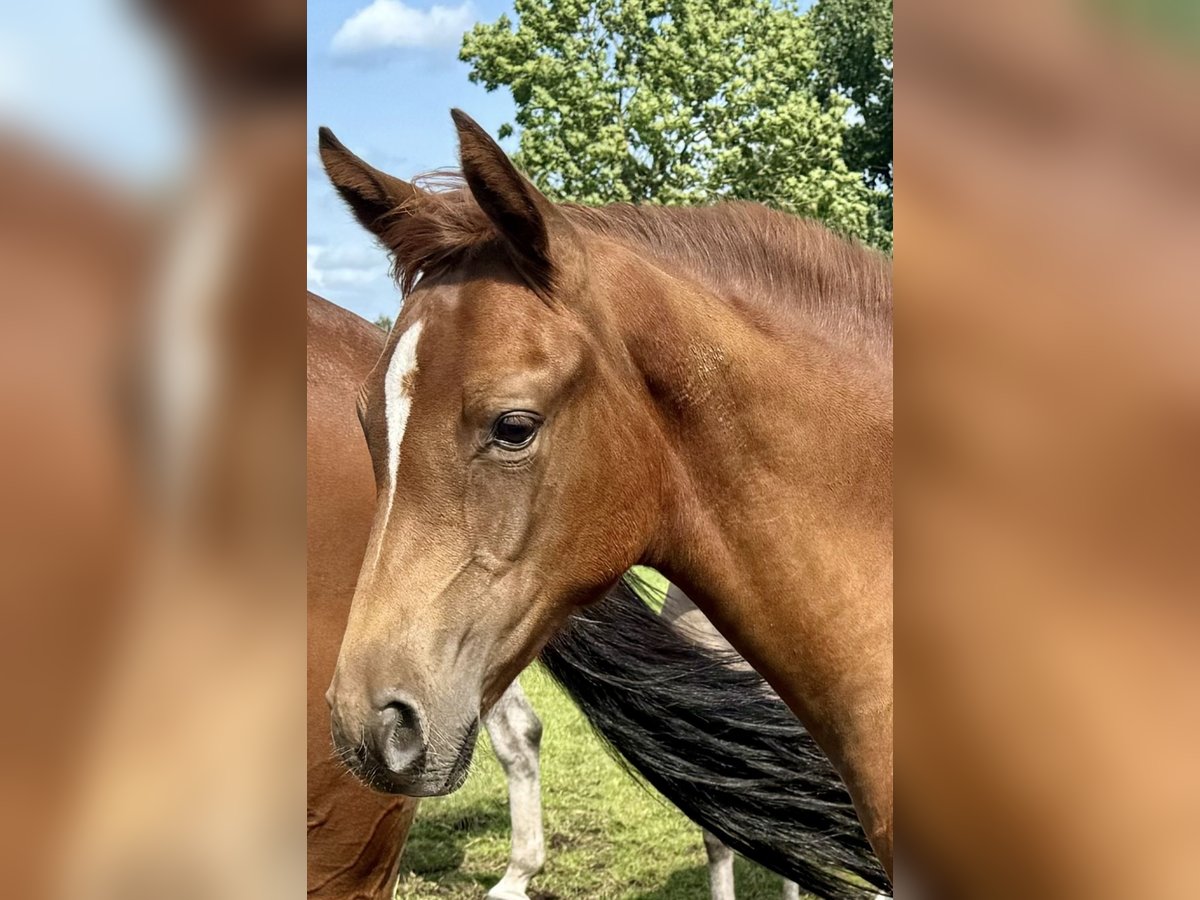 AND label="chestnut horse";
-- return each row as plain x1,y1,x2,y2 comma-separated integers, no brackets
308,289,875,895
319,111,892,879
